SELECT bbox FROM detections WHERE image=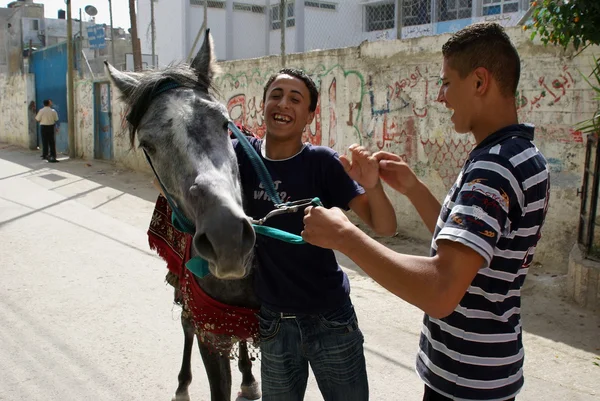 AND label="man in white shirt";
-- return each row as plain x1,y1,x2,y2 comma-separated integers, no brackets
35,99,59,163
